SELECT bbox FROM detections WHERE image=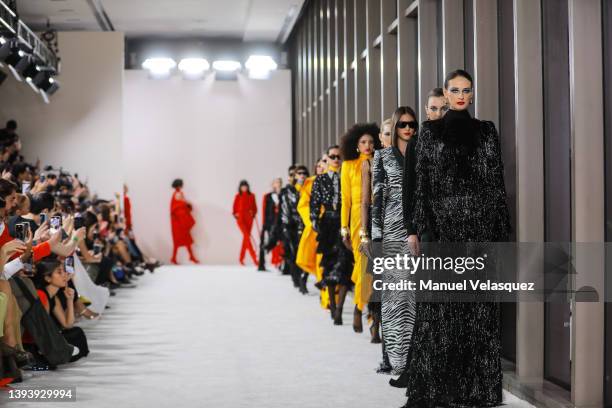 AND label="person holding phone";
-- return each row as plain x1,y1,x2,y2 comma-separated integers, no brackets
170,179,198,264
